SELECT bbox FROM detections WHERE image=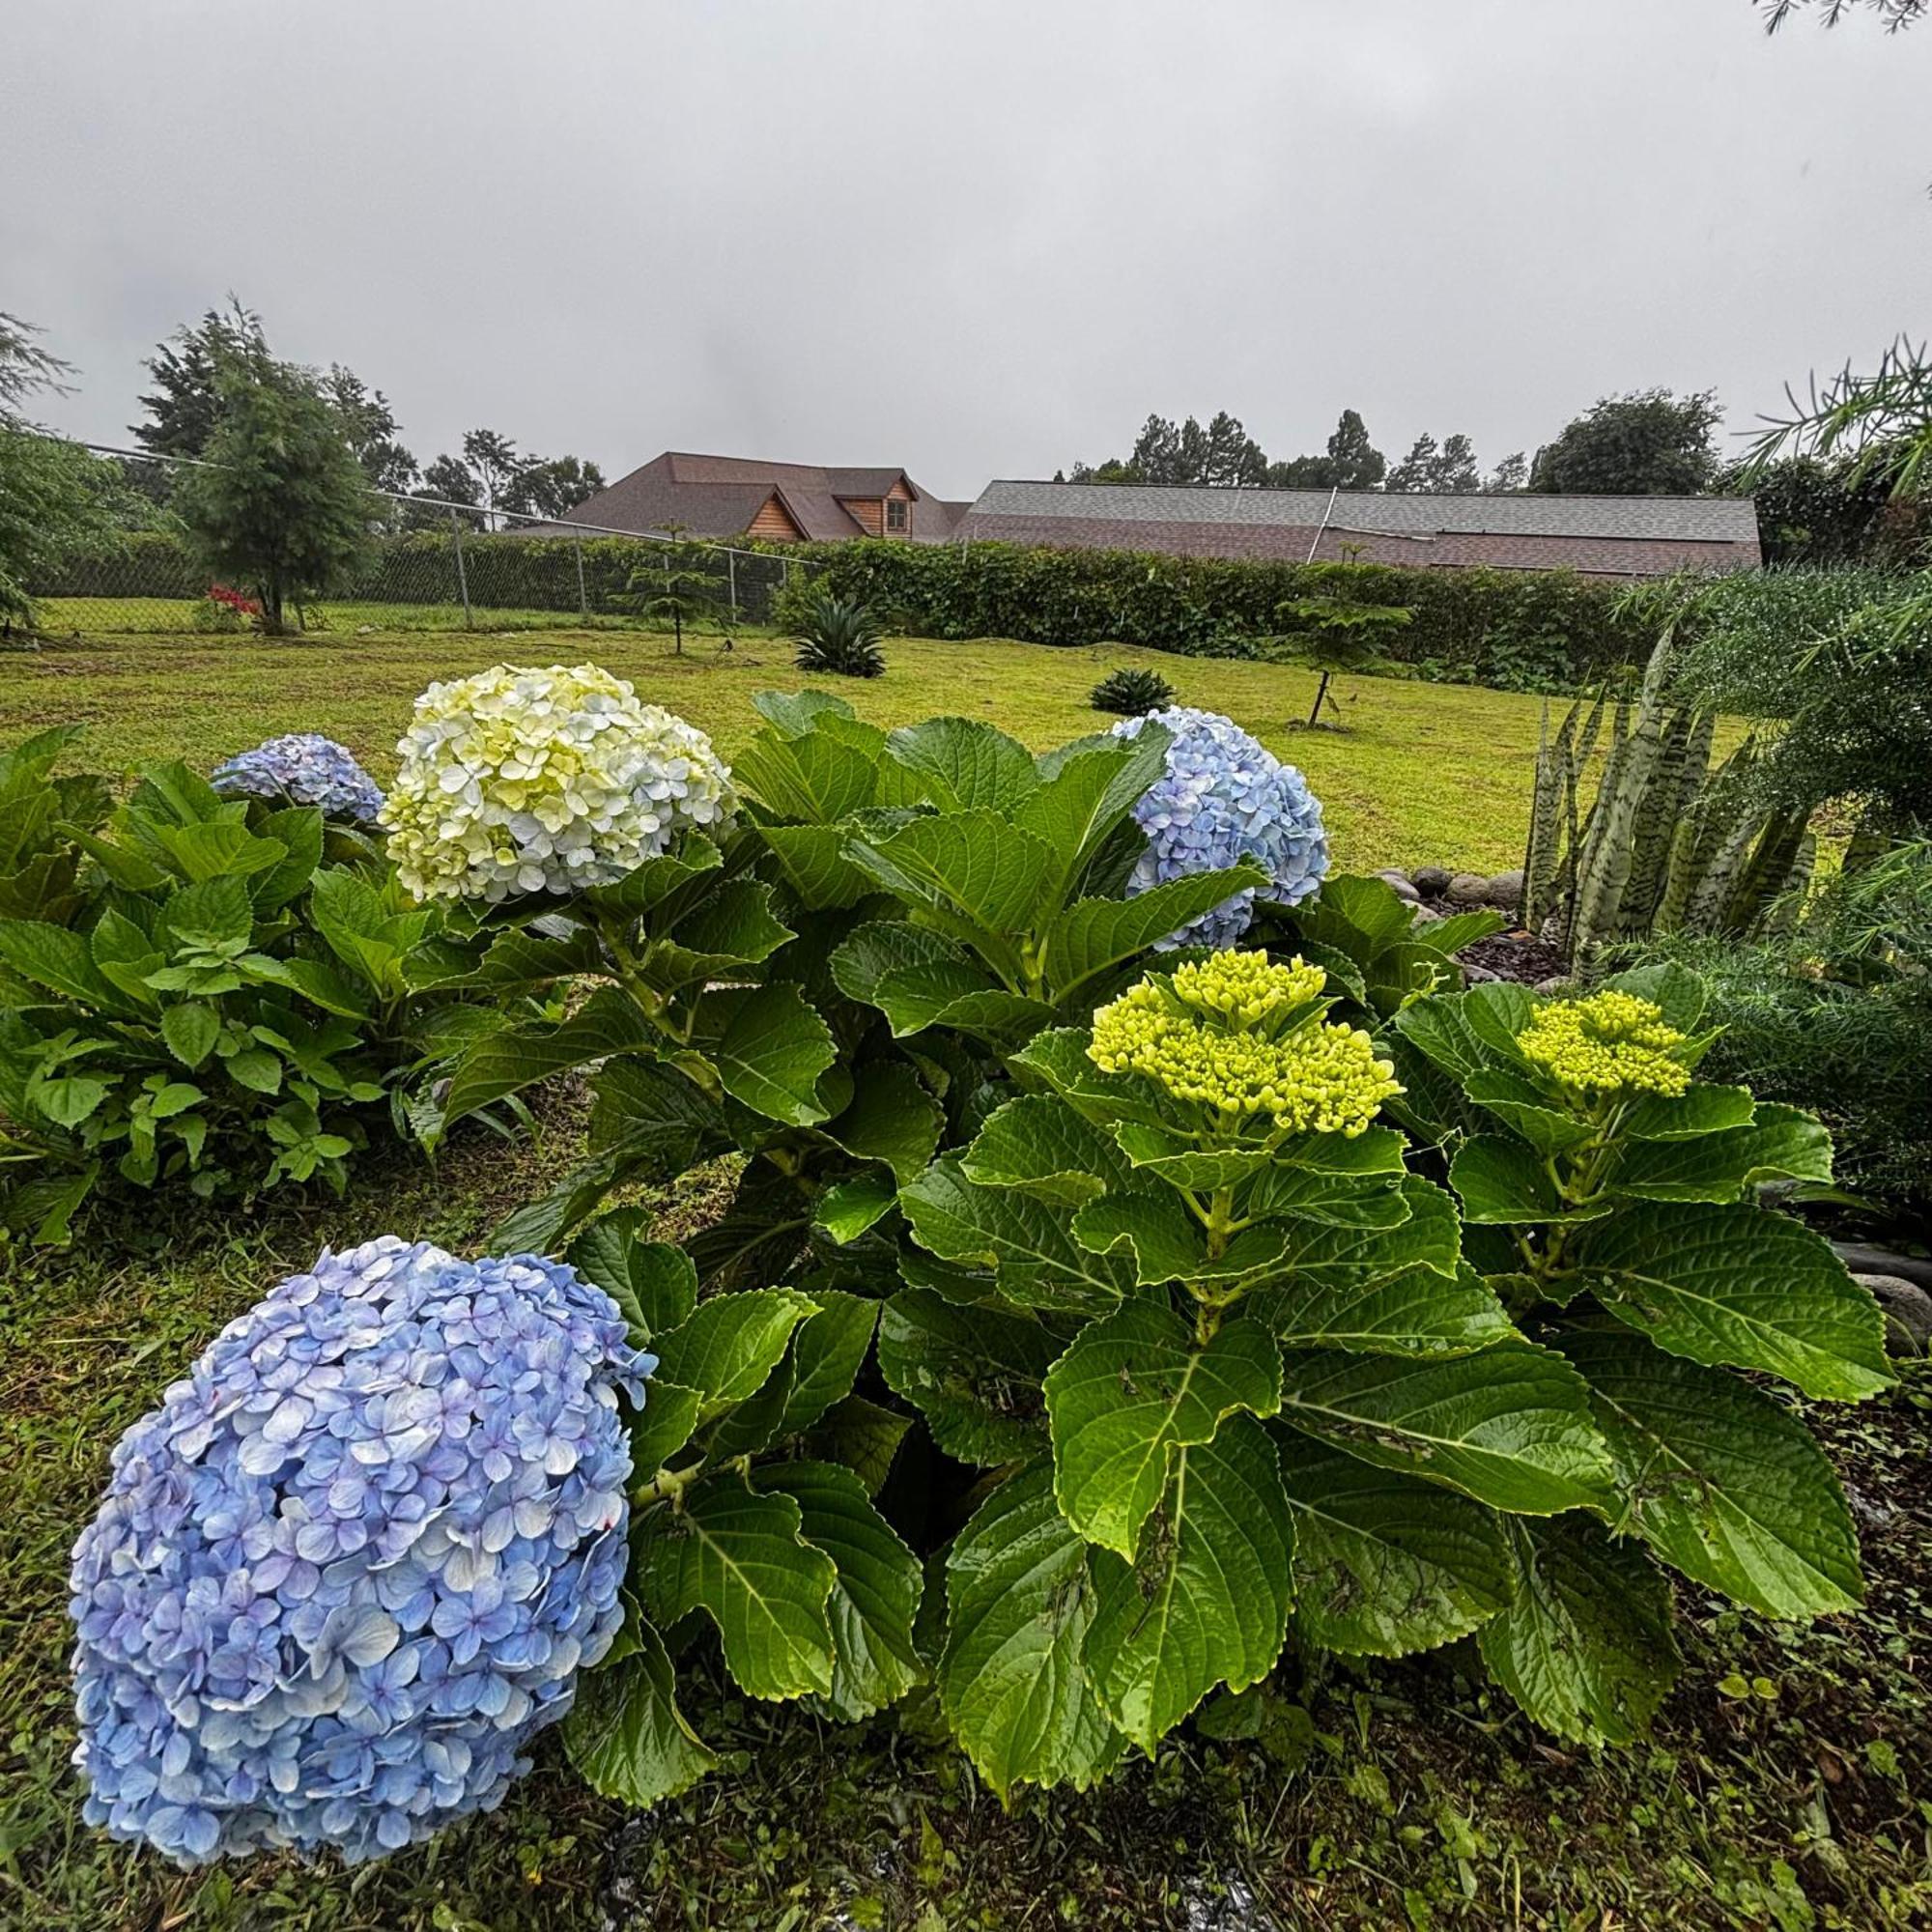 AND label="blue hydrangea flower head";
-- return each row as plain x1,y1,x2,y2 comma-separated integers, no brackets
68,1236,654,1865
1113,706,1328,948
212,734,386,827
